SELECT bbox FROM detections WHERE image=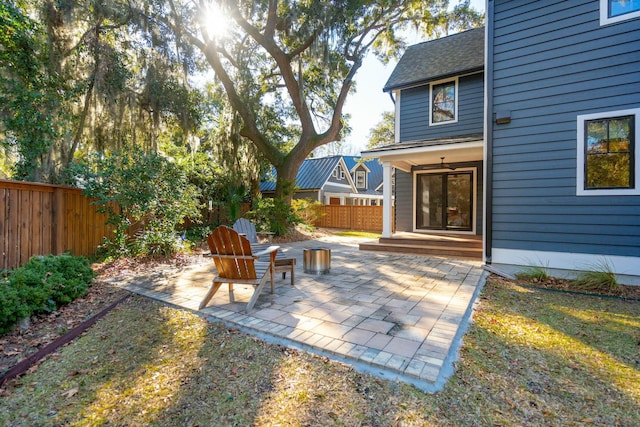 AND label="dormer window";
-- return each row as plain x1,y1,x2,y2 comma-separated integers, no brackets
355,171,366,189
332,166,339,178
430,77,458,125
